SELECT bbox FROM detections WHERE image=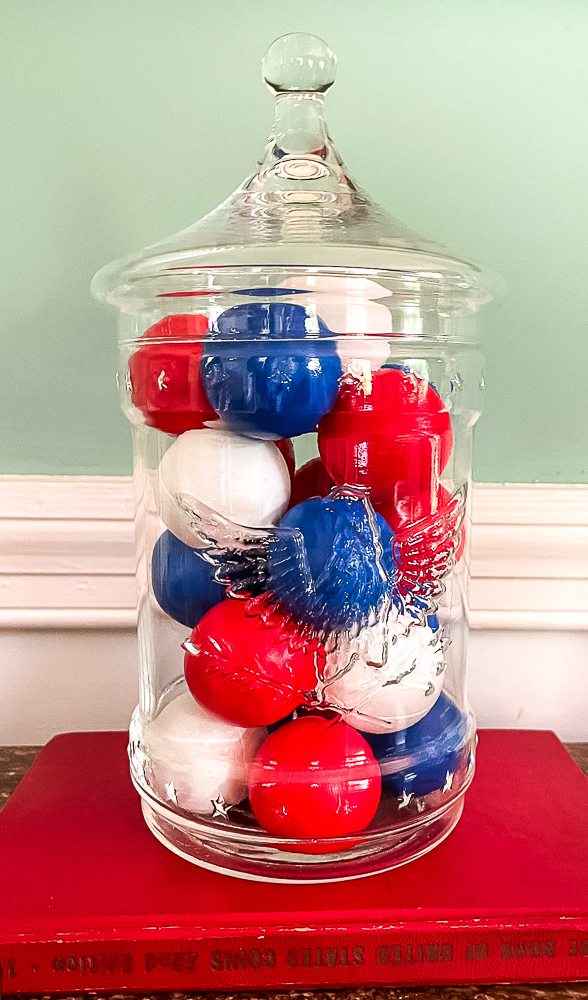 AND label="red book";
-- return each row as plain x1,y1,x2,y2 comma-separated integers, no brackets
1,729,588,993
